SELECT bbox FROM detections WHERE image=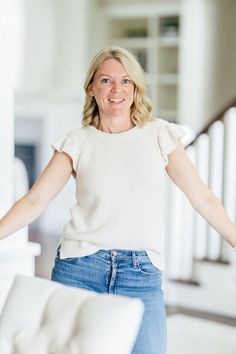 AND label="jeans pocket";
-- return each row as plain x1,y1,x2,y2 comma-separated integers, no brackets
55,244,80,264
136,256,162,275
56,248,101,264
